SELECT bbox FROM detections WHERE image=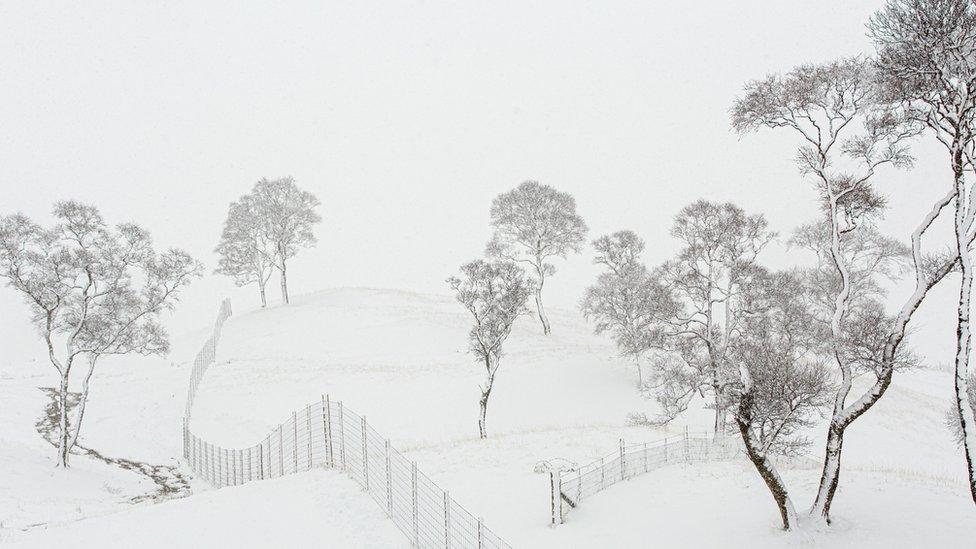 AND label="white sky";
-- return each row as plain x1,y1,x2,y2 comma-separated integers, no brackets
0,1,961,370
